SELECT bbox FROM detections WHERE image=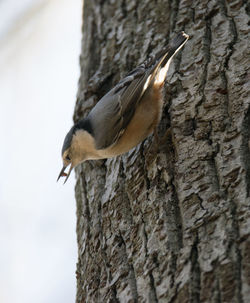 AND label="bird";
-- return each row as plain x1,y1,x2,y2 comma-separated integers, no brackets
58,32,189,183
